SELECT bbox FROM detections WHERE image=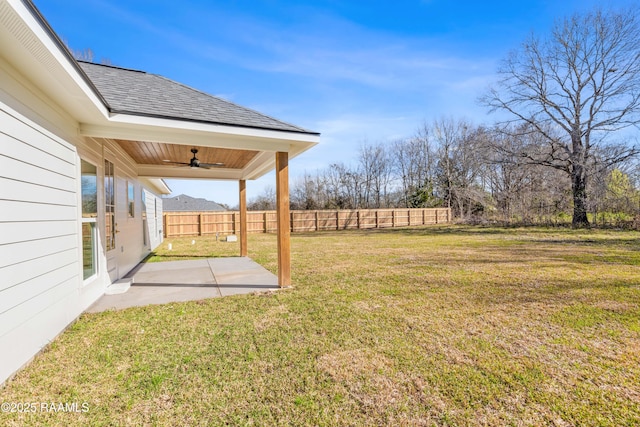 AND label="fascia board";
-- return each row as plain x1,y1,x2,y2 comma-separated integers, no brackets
139,177,172,195
80,120,319,153
240,152,275,180
105,112,320,143
240,142,311,180
4,0,109,123
137,164,245,181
